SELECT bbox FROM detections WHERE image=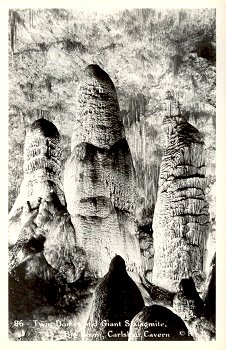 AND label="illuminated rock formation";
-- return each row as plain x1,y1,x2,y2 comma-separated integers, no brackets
152,101,210,292
85,255,144,341
64,65,142,277
8,119,86,283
